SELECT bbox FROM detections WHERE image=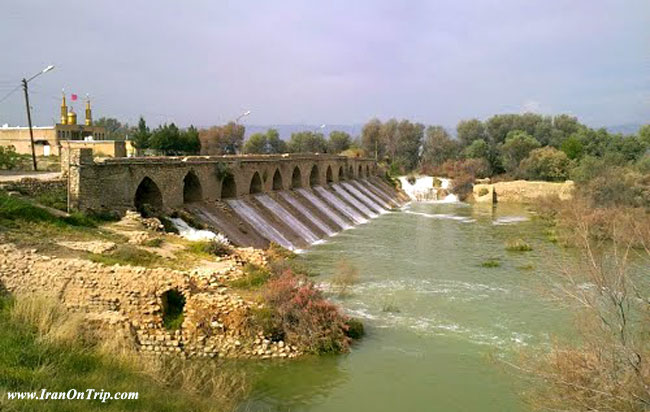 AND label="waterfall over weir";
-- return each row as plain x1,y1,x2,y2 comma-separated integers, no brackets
188,179,406,250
